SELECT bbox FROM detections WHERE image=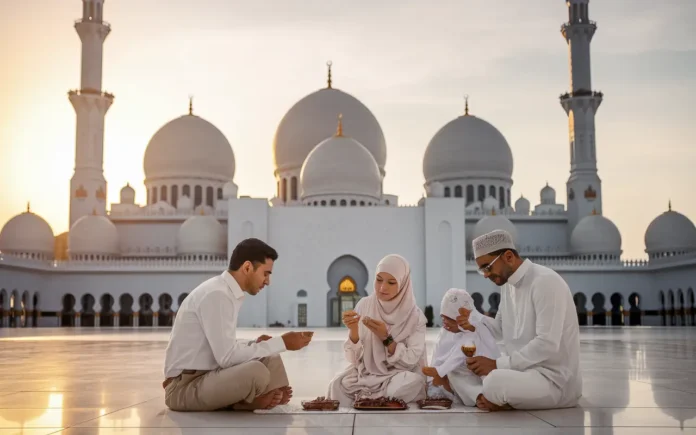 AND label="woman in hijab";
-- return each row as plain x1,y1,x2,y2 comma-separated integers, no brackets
326,254,427,406
422,288,500,406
